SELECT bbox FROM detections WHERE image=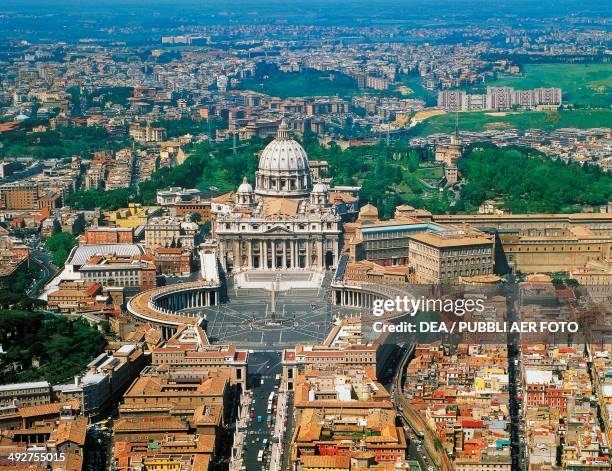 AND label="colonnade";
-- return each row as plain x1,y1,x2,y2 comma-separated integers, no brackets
332,287,380,308
153,289,217,314
151,290,217,312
